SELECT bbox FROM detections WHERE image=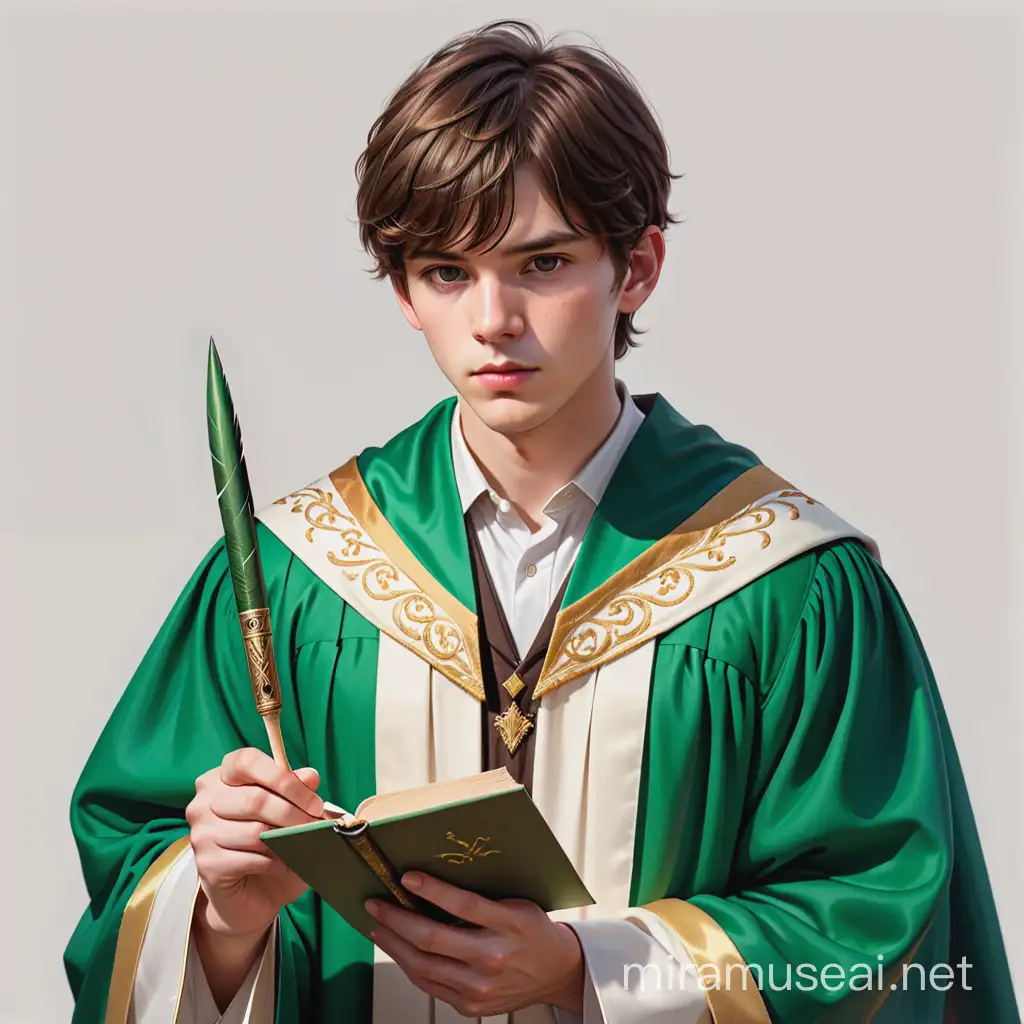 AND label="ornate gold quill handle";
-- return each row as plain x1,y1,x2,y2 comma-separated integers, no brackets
238,609,291,770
